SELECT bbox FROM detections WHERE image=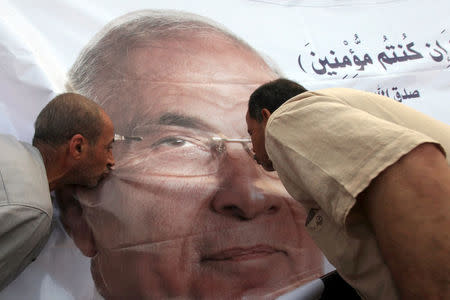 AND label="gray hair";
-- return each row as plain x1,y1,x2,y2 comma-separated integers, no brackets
66,9,281,104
